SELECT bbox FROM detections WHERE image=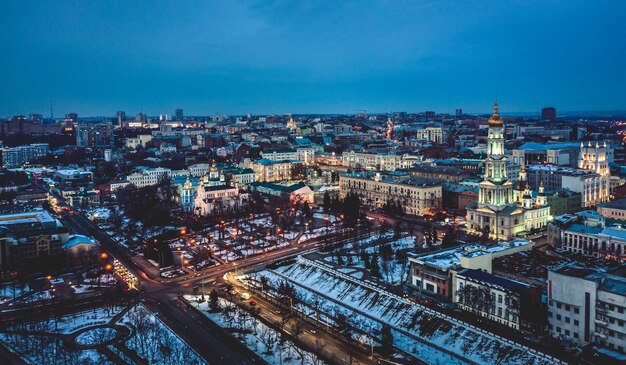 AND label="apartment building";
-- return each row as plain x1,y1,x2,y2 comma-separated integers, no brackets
261,147,316,164
127,167,171,188
0,210,70,271
598,198,626,221
1,143,48,168
548,263,626,354
456,268,544,332
407,240,534,301
250,159,297,182
341,151,418,171
339,172,441,216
